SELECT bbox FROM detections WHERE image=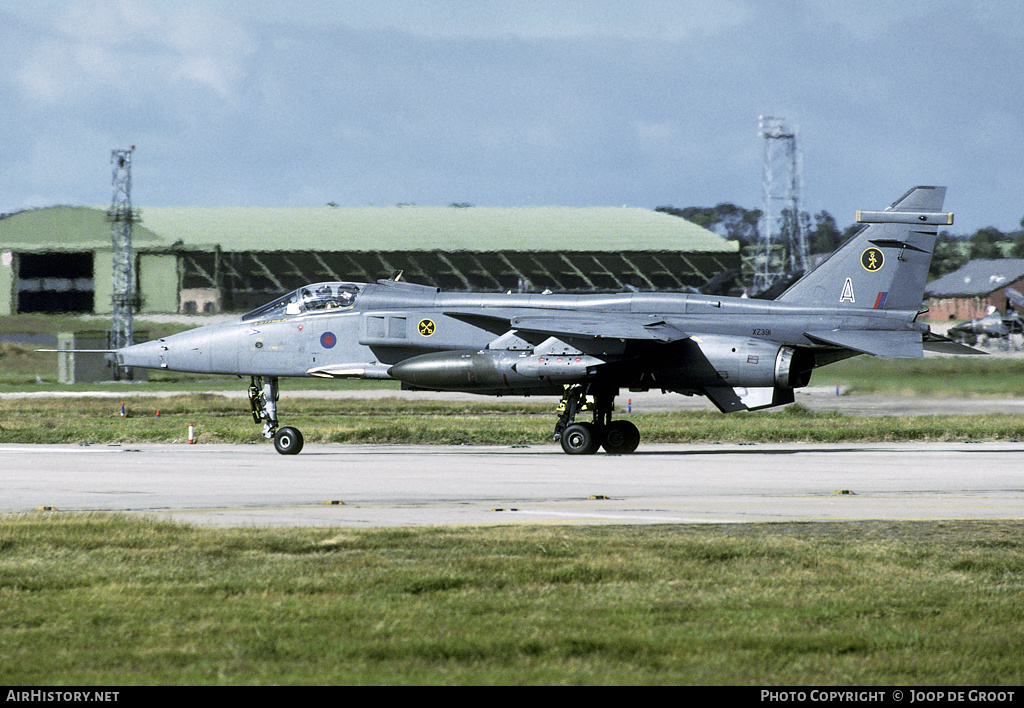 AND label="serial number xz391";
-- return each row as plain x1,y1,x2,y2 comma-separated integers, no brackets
752,328,771,336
